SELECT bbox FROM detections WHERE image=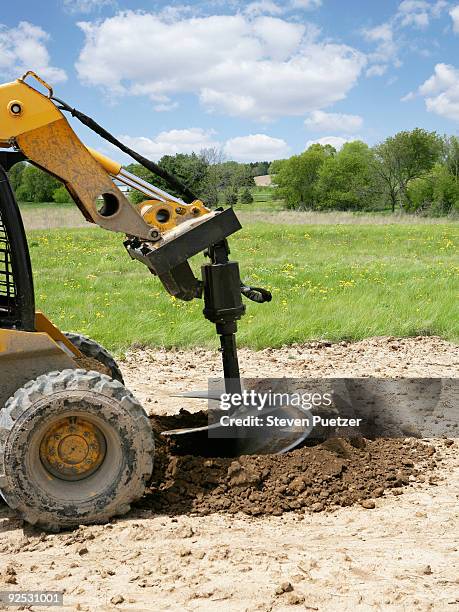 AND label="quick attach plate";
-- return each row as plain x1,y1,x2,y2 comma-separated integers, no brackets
126,207,242,276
